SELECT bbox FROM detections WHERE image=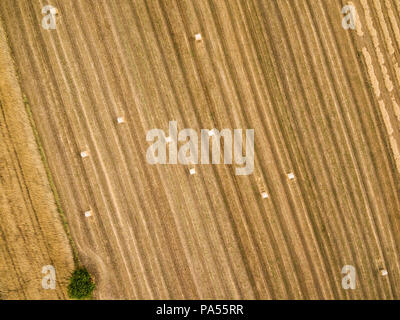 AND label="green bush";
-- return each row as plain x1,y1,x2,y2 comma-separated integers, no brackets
67,267,95,300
